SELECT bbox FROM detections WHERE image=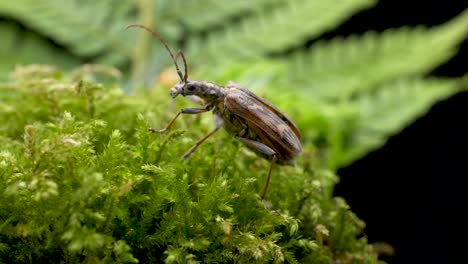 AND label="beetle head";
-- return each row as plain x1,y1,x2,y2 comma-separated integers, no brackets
170,80,224,99
126,25,224,101
169,80,190,98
